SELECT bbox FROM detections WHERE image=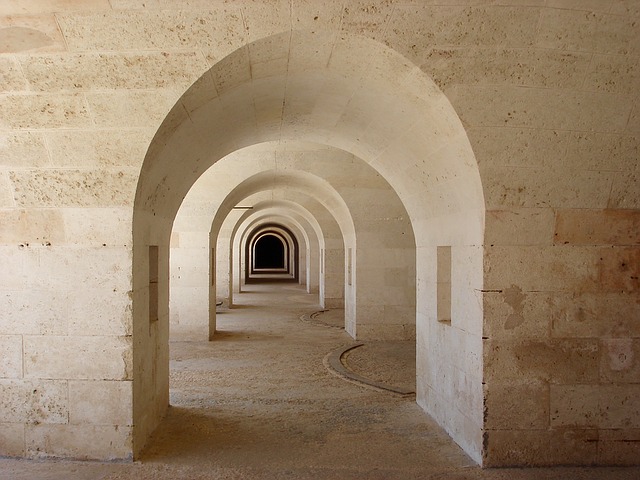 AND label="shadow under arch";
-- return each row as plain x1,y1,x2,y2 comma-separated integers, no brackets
133,29,485,462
